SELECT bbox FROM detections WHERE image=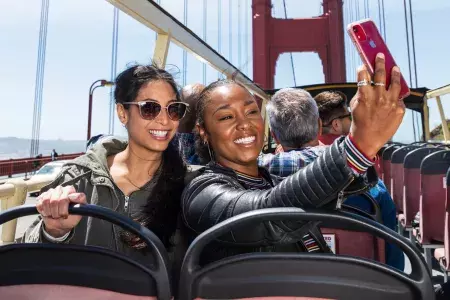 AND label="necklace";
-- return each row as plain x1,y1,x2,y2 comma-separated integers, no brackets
124,157,163,190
